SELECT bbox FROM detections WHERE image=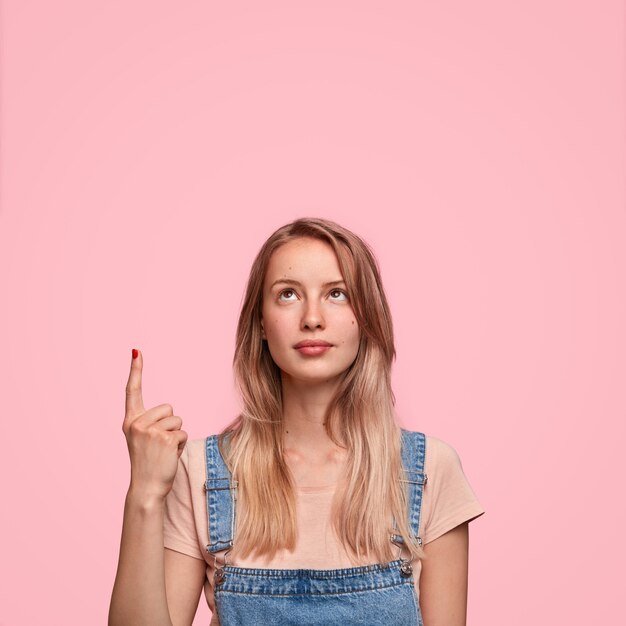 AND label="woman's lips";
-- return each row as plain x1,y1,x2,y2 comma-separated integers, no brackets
295,345,332,356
